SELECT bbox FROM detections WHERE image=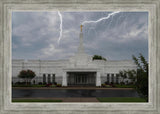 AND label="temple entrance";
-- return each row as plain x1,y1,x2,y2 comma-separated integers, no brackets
67,72,96,86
